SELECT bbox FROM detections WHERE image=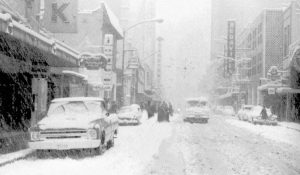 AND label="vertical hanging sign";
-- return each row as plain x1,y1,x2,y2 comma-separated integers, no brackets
226,20,236,77
103,34,114,71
